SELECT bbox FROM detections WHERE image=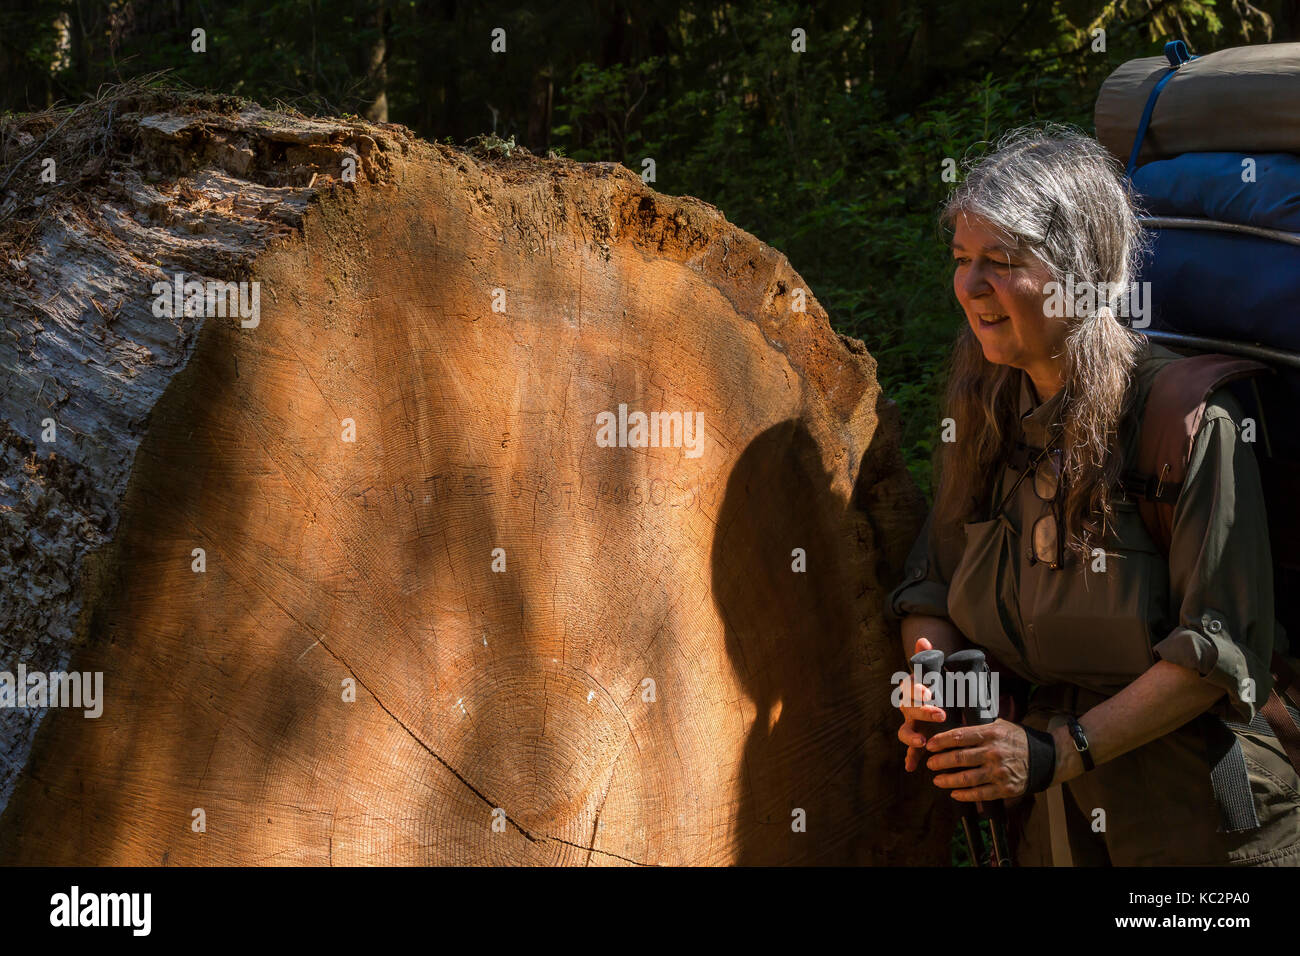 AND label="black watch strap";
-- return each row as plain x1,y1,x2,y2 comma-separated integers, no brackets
1067,716,1095,772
